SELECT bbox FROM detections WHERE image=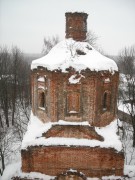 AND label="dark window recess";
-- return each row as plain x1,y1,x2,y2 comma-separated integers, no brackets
39,92,45,108
102,92,111,111
76,49,86,55
103,92,107,110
